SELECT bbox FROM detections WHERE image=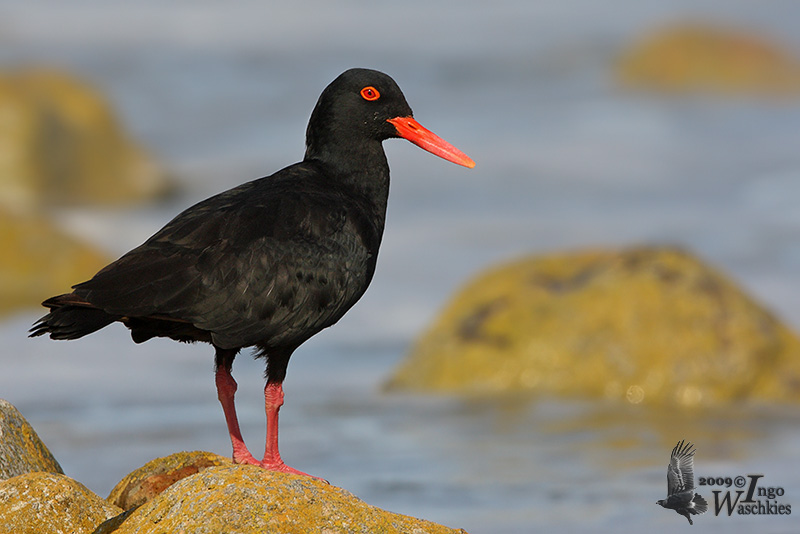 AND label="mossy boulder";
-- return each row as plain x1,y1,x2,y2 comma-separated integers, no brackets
107,450,232,510
0,471,122,534
0,398,63,480
616,24,800,96
386,246,800,406
106,465,467,534
0,68,171,210
0,208,109,317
